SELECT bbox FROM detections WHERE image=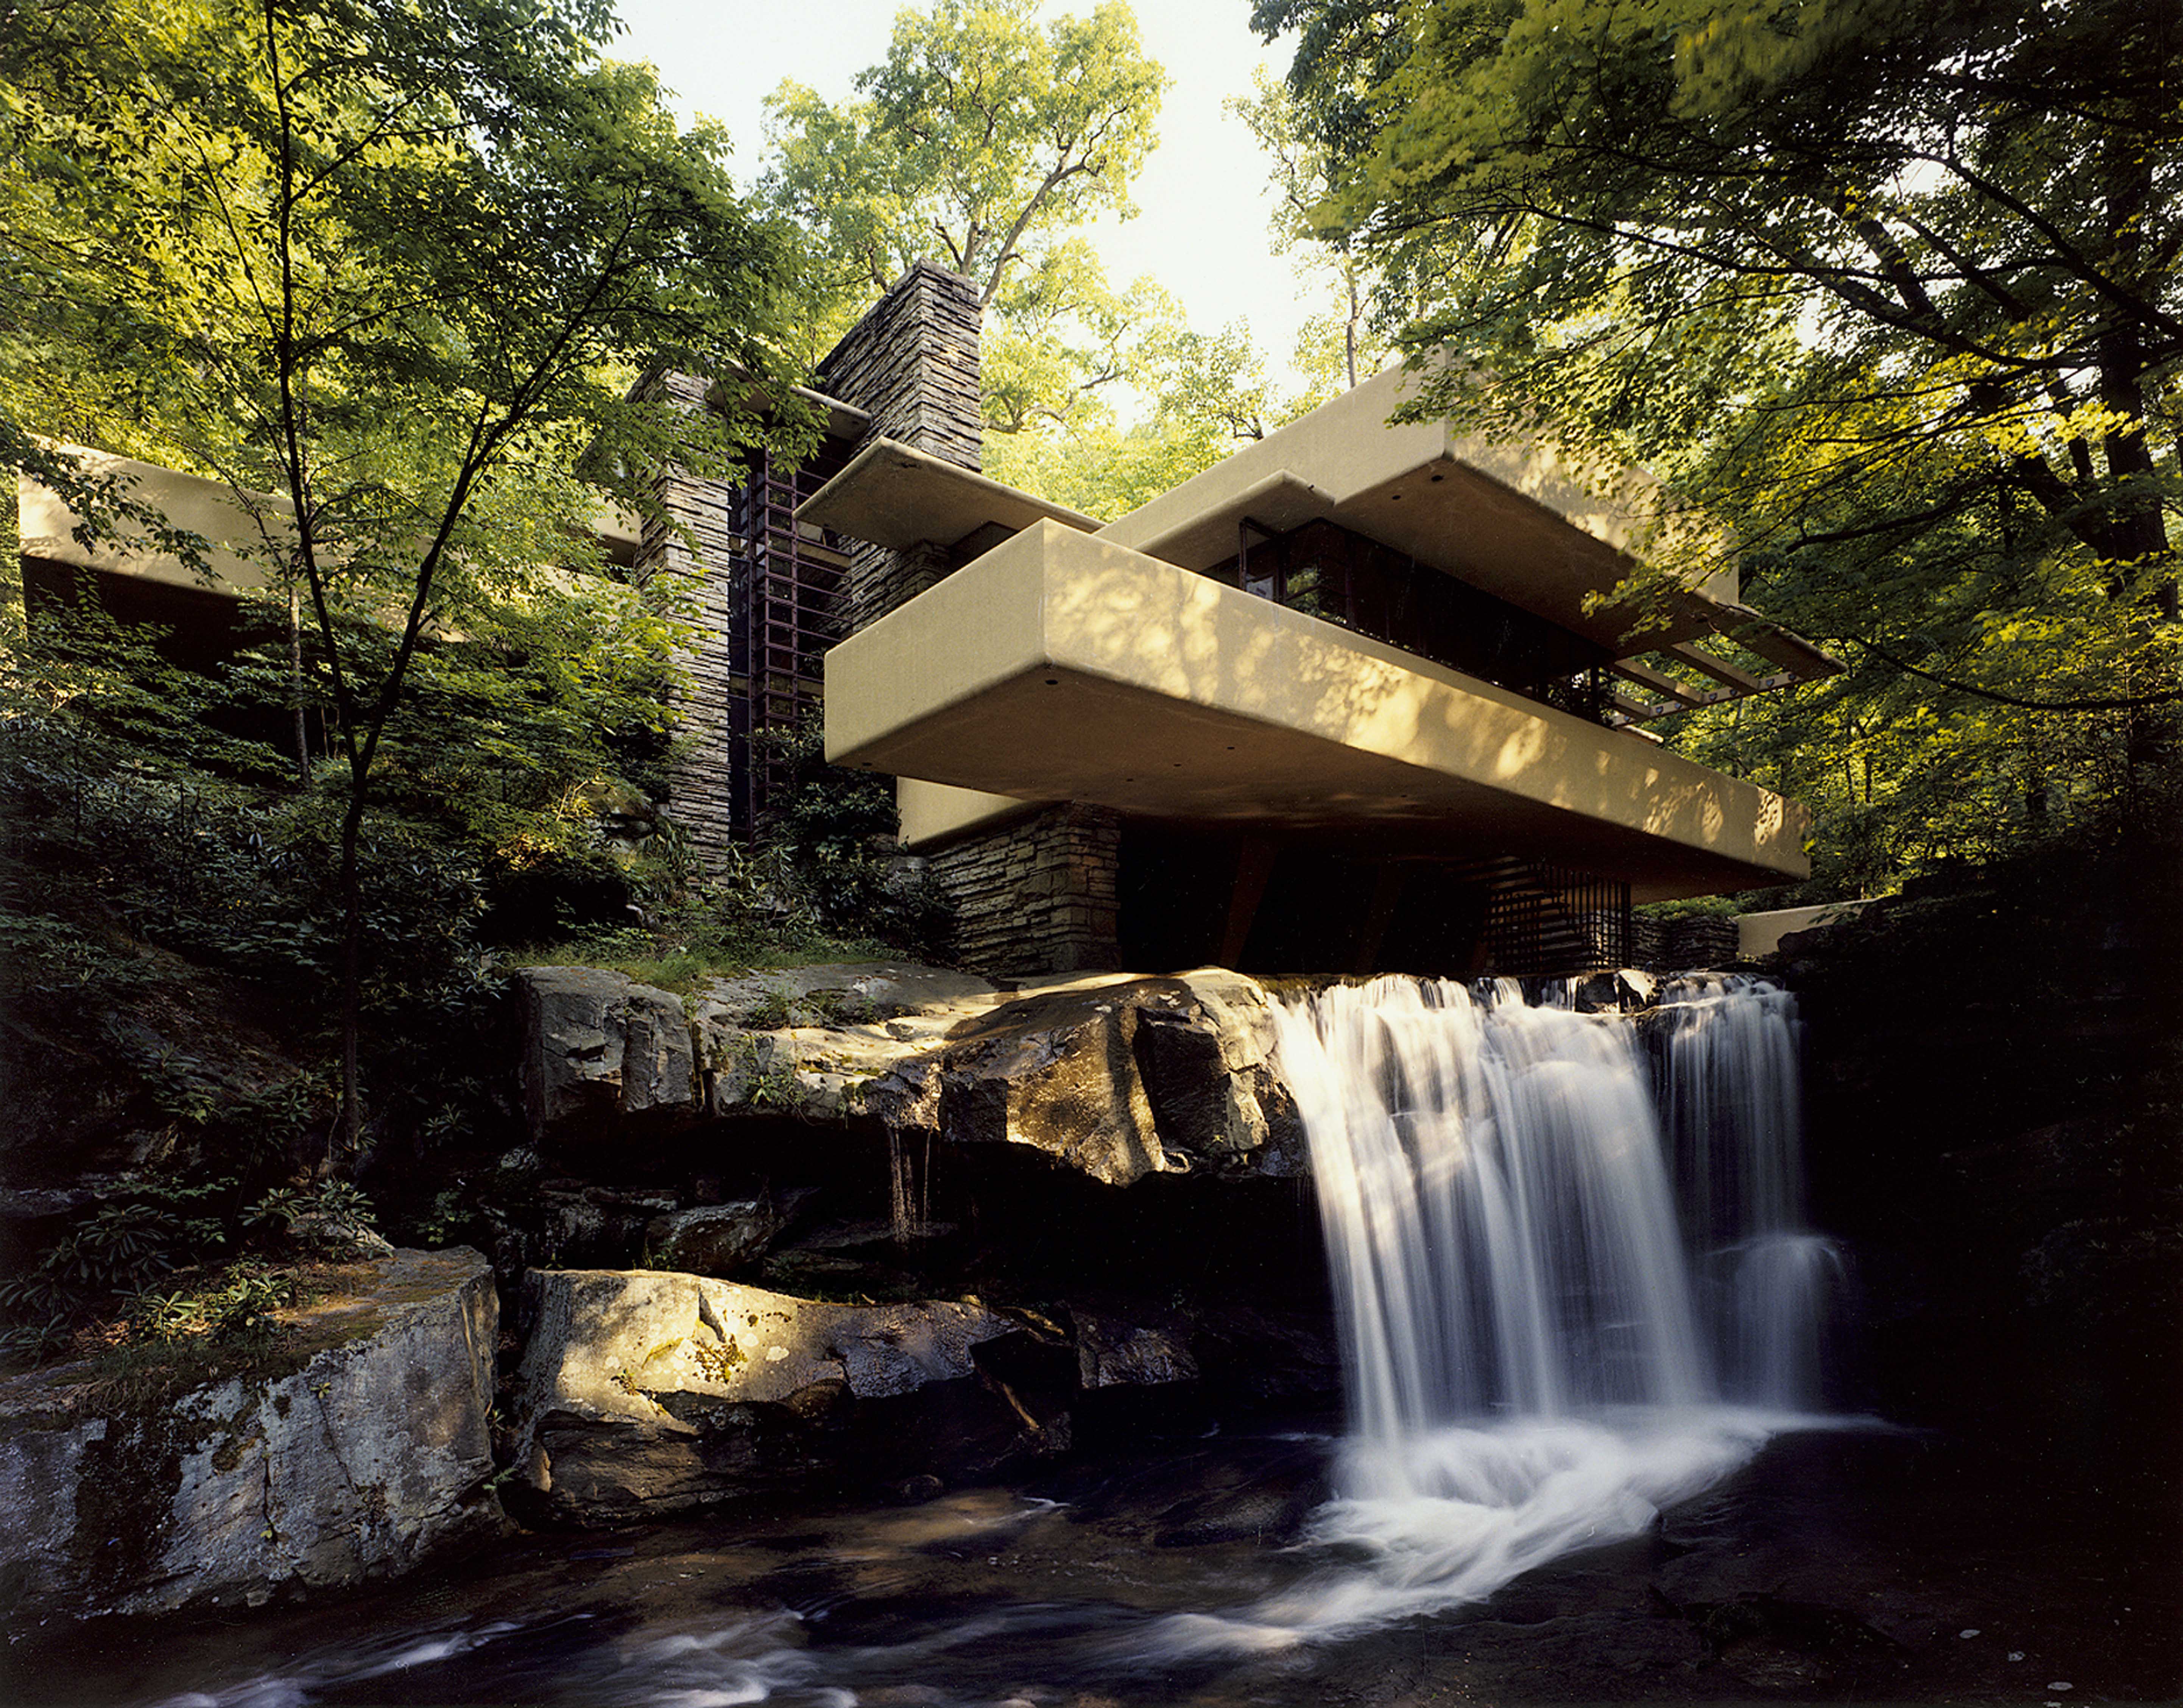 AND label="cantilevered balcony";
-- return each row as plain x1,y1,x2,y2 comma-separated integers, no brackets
824,519,1807,901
